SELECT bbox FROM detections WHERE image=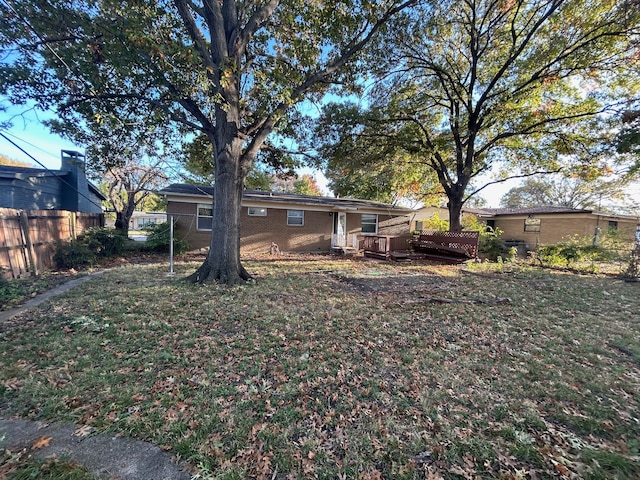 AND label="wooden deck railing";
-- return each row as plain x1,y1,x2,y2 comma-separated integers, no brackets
363,231,480,263
363,235,410,259
411,230,480,260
